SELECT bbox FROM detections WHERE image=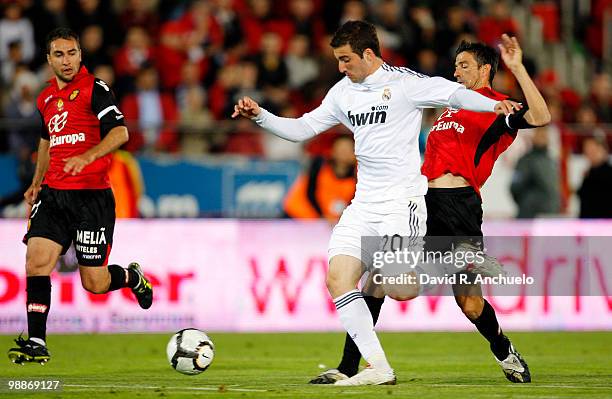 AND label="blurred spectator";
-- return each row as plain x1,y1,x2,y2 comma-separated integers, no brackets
372,0,416,59
68,0,122,50
241,0,293,54
477,0,519,47
283,135,356,223
81,24,112,71
339,0,368,25
120,65,178,152
255,32,288,88
408,5,437,54
178,86,215,154
114,26,154,95
92,64,115,88
119,0,159,39
253,32,291,114
3,69,41,154
1,41,24,87
181,0,223,64
208,63,239,119
588,73,612,123
212,0,245,61
176,61,206,110
288,0,324,49
155,21,188,90
510,128,561,218
0,3,35,64
29,0,69,66
435,5,474,60
285,34,319,89
414,48,443,76
577,135,612,218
